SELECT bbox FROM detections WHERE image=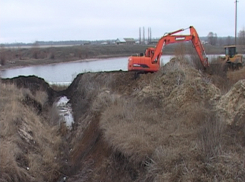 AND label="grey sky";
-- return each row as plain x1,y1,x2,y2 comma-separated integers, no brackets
0,0,244,43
